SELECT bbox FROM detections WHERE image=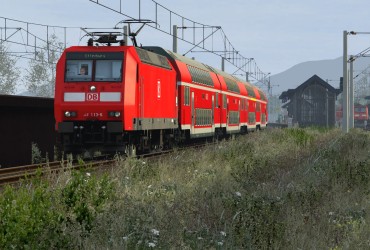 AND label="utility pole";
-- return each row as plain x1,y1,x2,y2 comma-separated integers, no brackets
342,30,349,132
343,31,370,130
172,25,177,53
326,88,329,128
349,57,354,129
